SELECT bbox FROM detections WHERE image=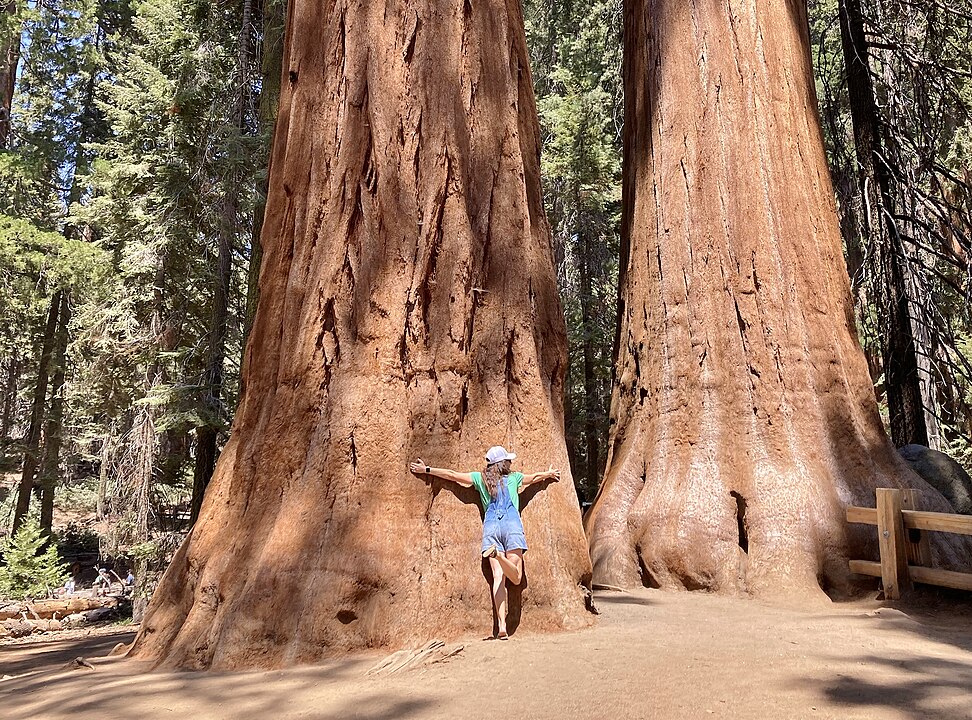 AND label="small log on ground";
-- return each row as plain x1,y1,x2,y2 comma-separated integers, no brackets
0,597,118,621
0,618,65,635
1,620,32,638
